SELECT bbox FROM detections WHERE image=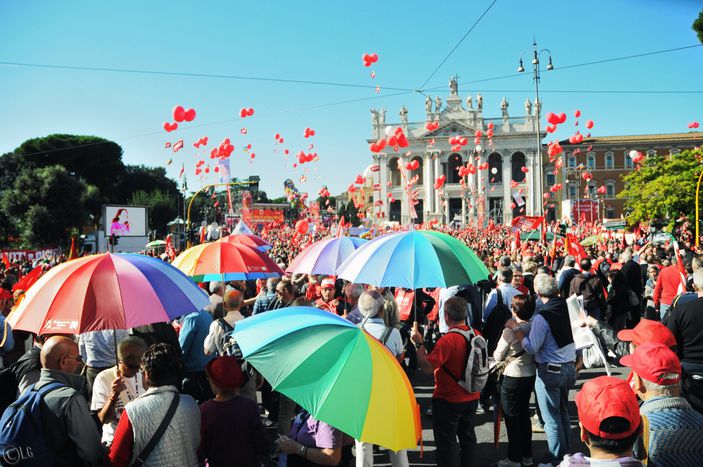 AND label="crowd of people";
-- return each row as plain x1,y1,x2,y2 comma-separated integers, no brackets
1,221,703,466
